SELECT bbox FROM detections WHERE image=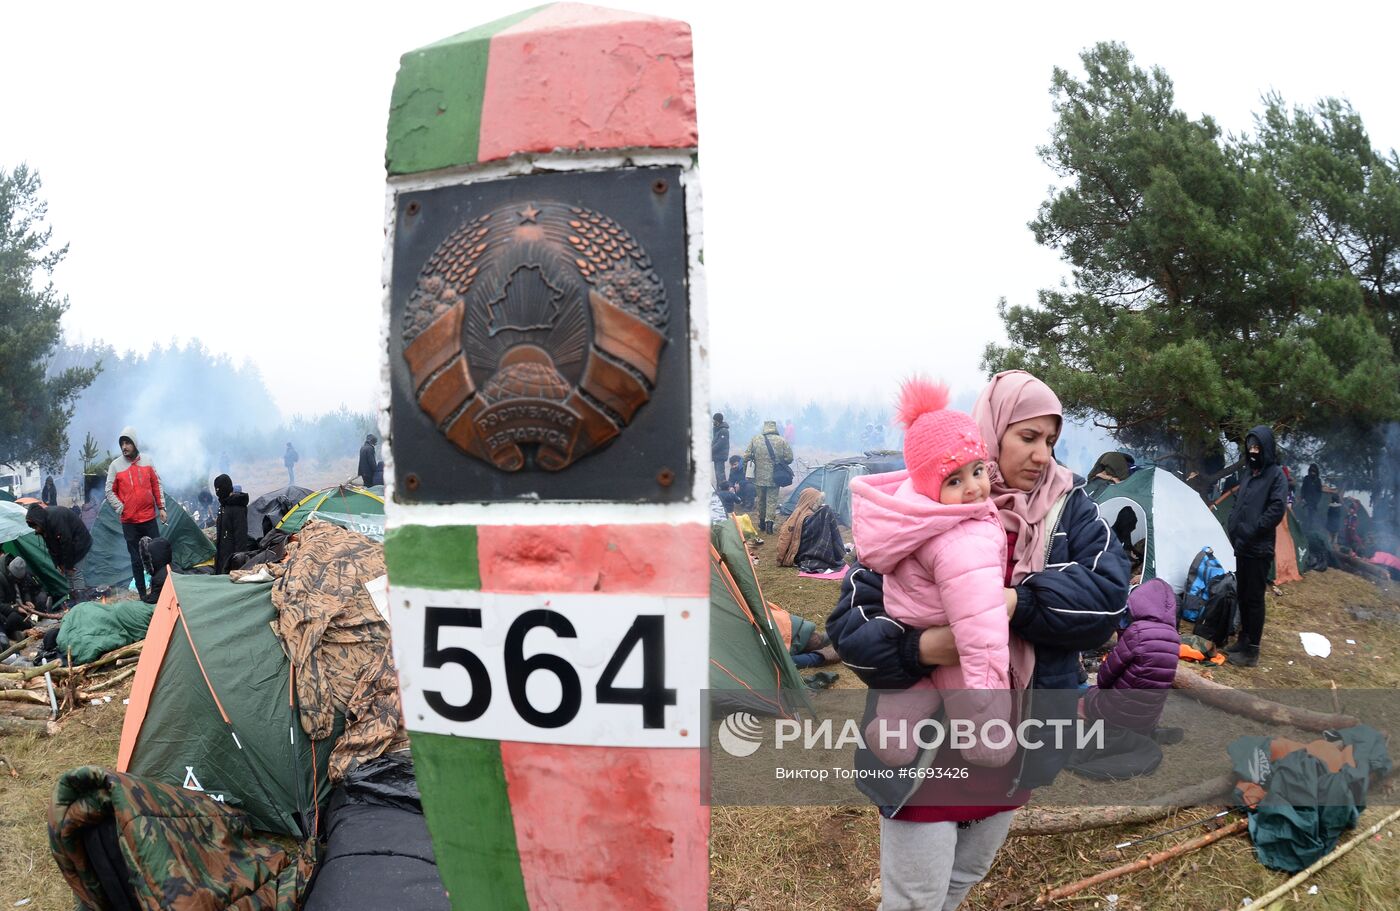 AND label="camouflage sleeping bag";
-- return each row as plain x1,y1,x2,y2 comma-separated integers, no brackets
48,765,313,910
